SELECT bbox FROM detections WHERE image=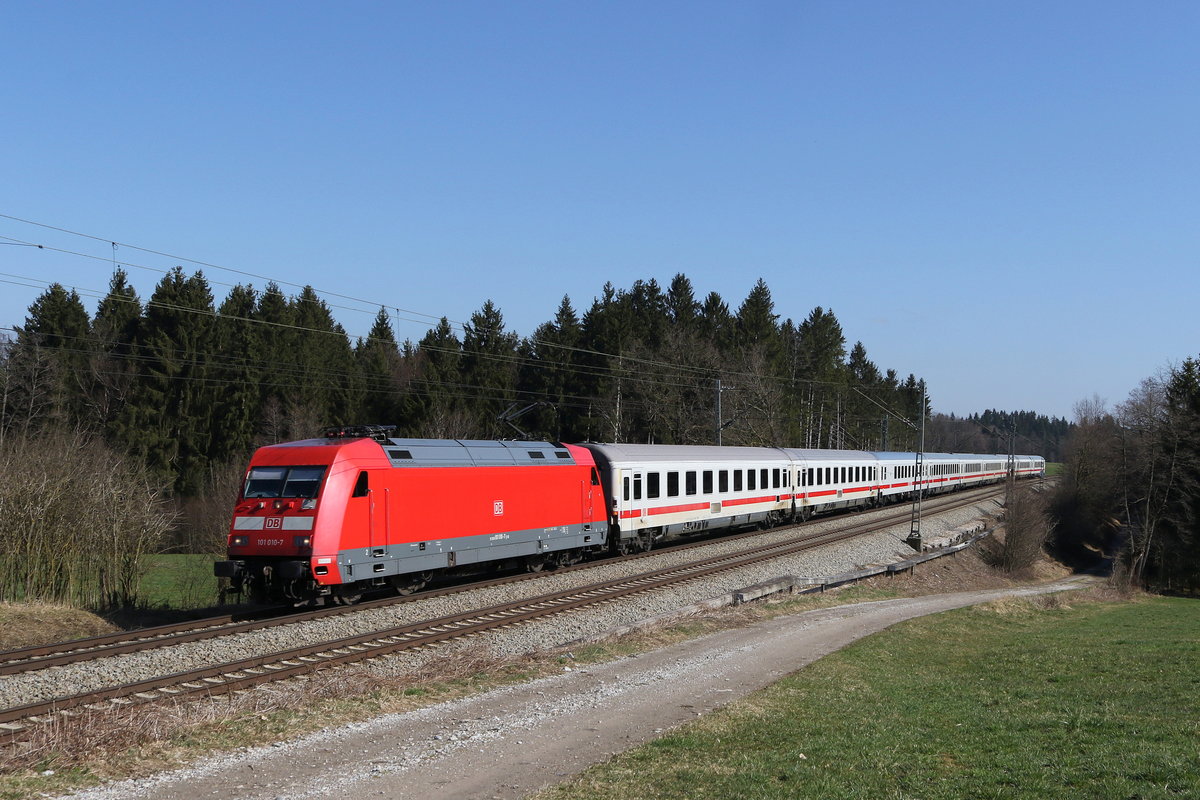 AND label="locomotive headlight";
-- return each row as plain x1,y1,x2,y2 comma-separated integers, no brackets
232,535,249,547
294,535,312,548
